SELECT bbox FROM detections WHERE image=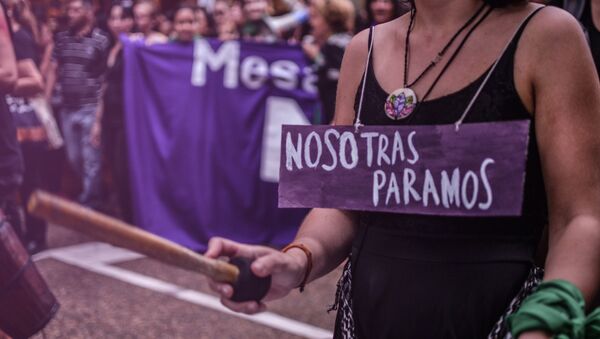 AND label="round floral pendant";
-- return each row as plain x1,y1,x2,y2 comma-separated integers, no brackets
384,88,418,120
